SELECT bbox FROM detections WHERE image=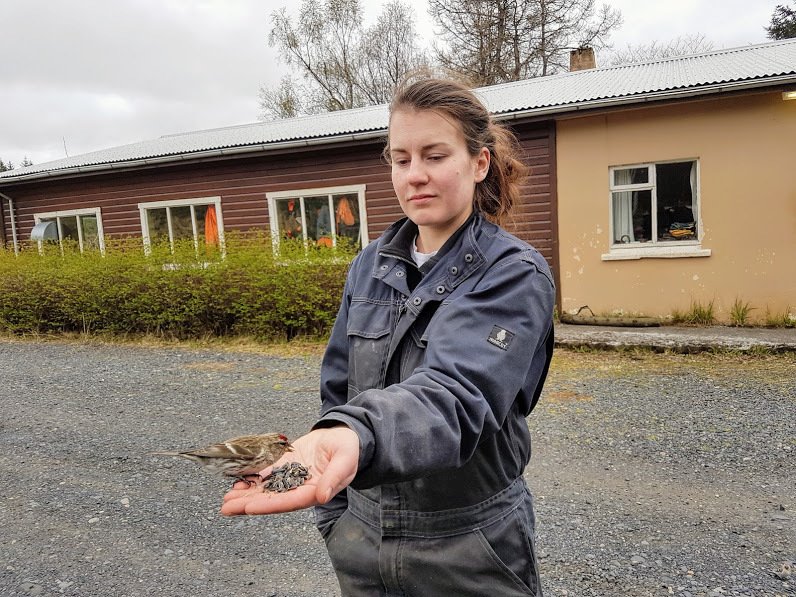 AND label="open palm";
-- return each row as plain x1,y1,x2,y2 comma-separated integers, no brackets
220,426,359,516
